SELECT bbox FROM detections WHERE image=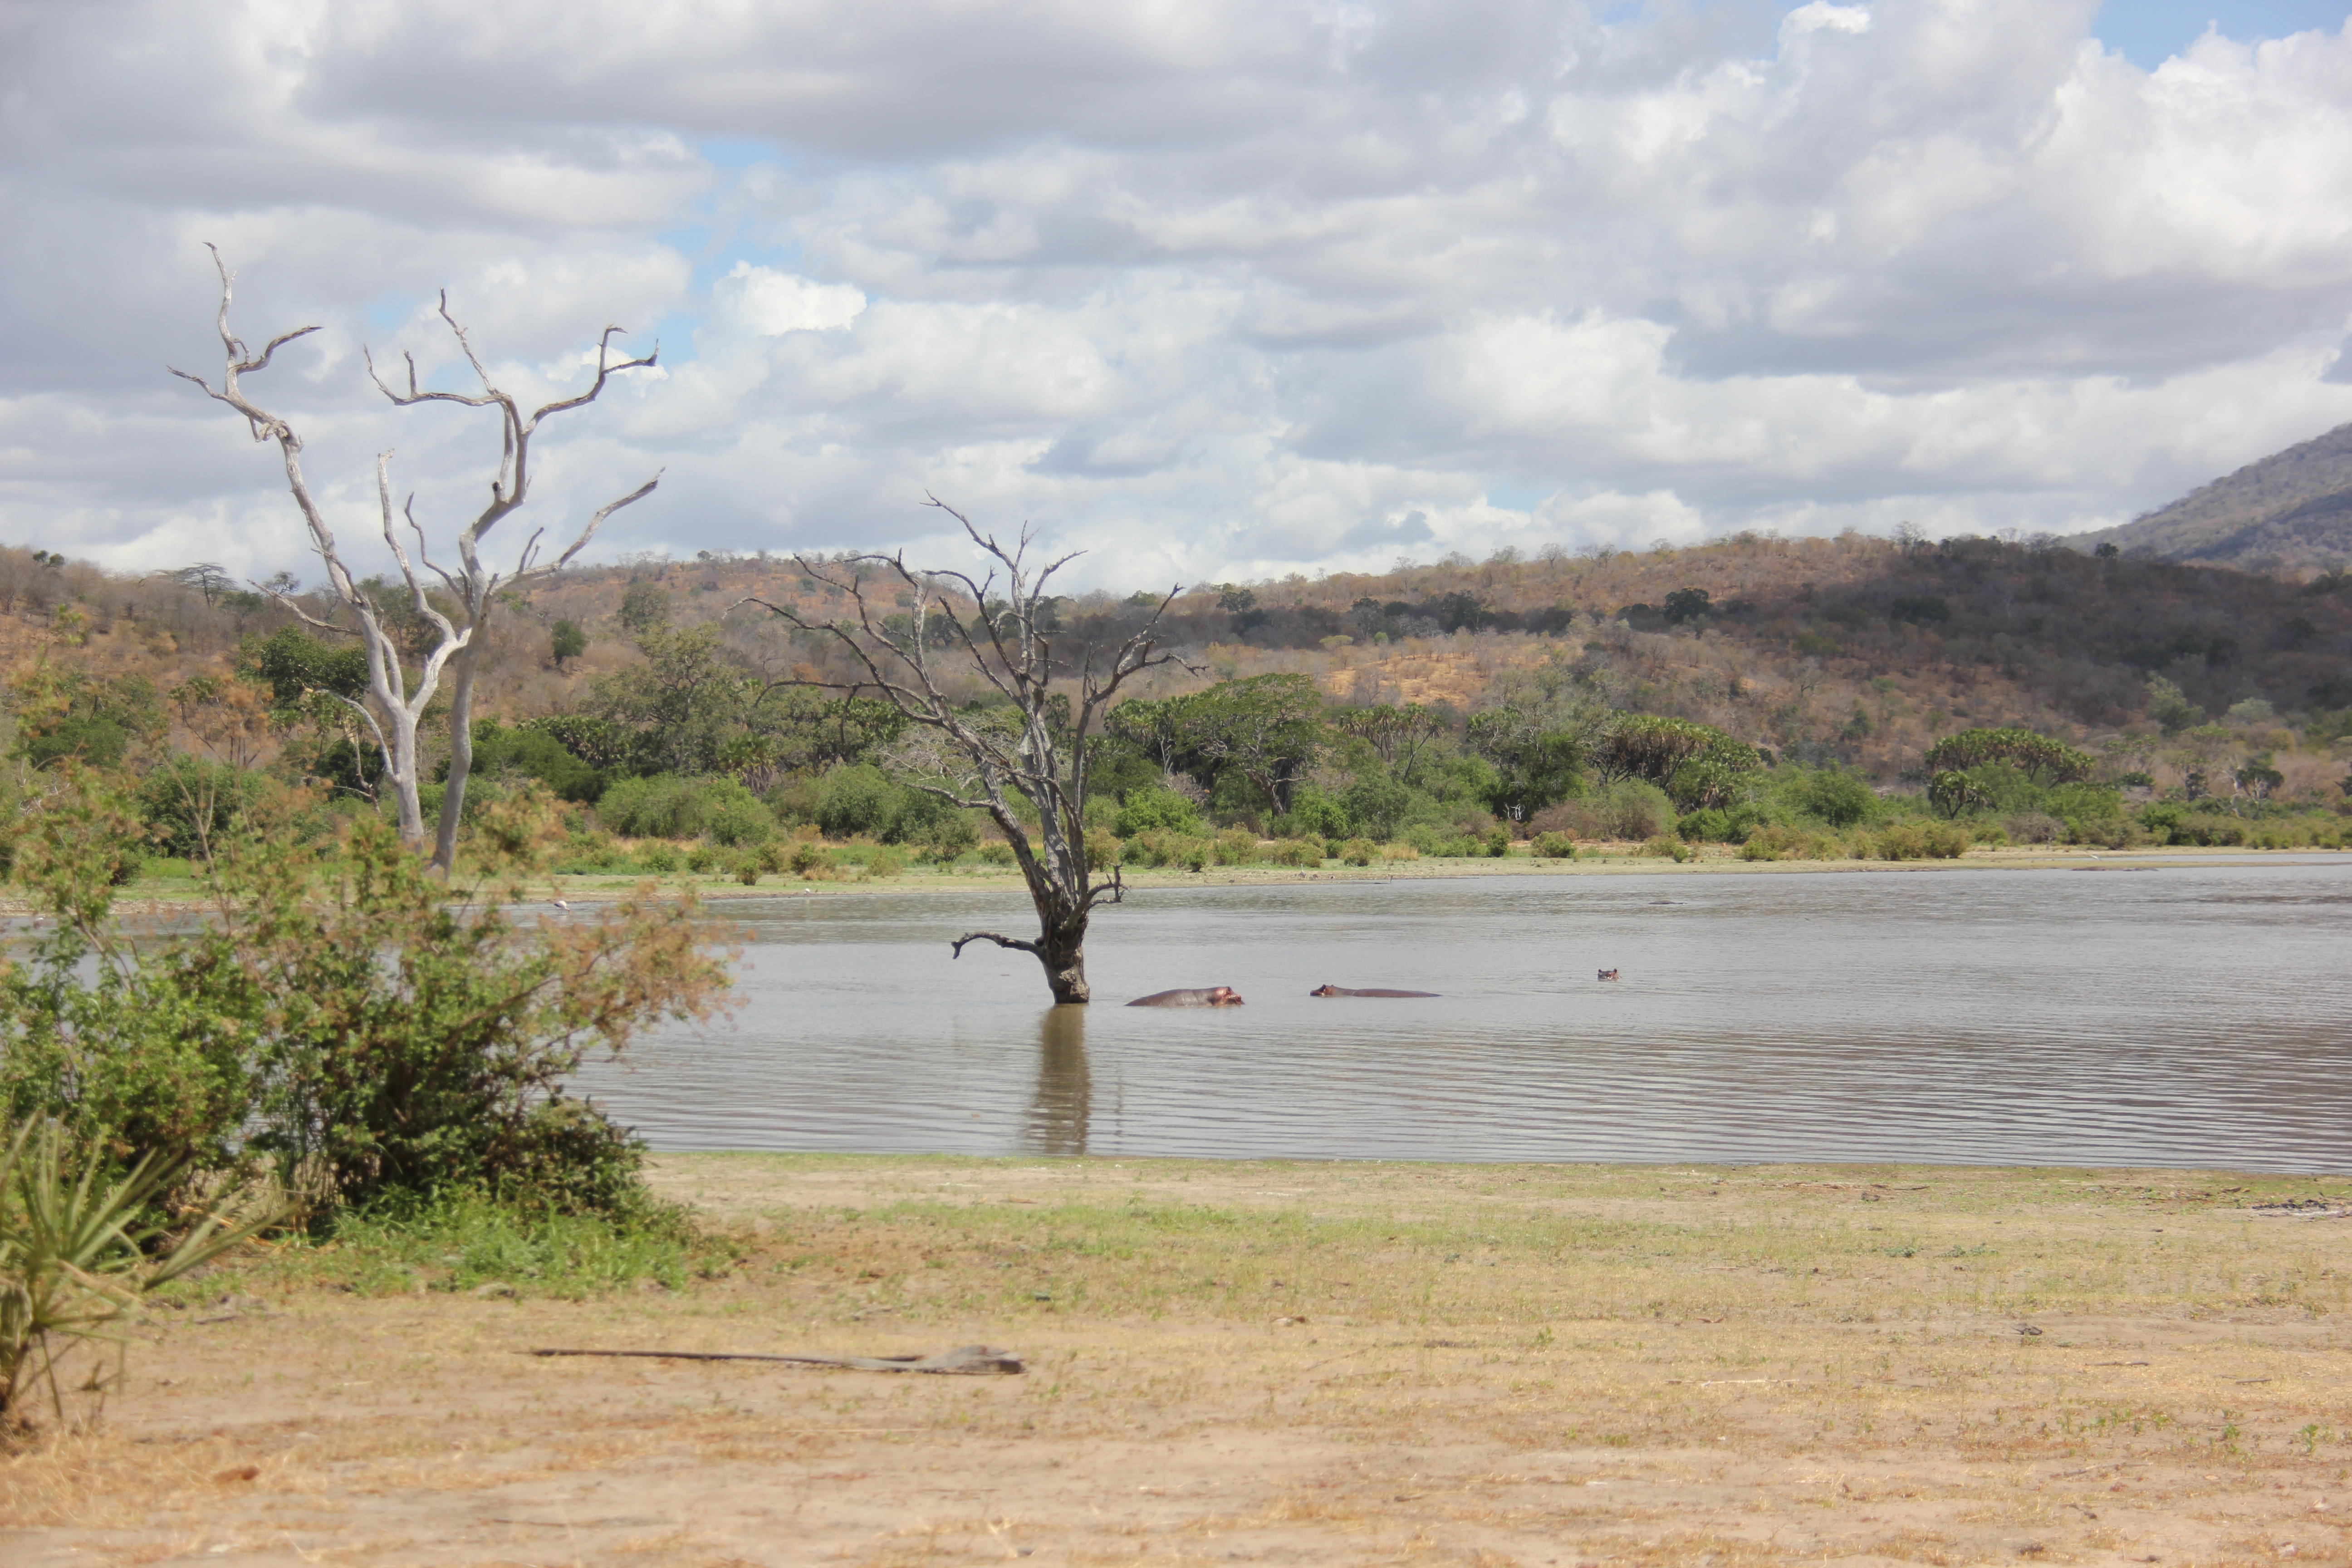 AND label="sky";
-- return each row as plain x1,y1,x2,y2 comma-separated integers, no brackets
3,0,2351,593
